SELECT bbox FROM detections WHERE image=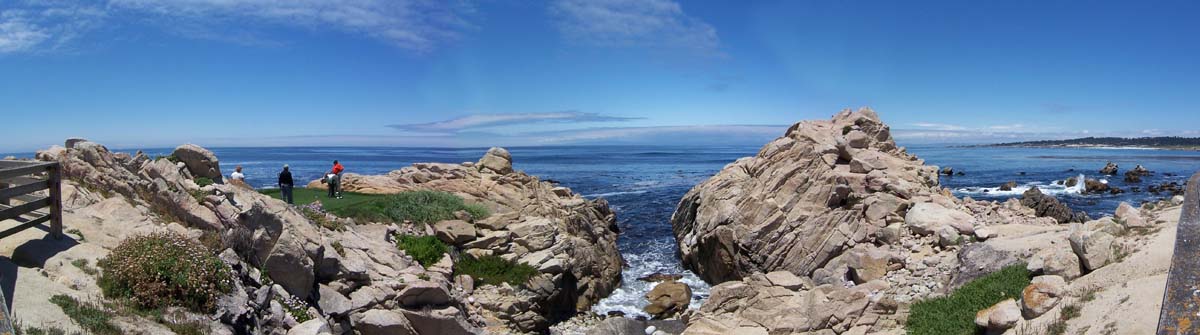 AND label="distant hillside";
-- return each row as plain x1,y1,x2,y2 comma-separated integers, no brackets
981,136,1200,150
